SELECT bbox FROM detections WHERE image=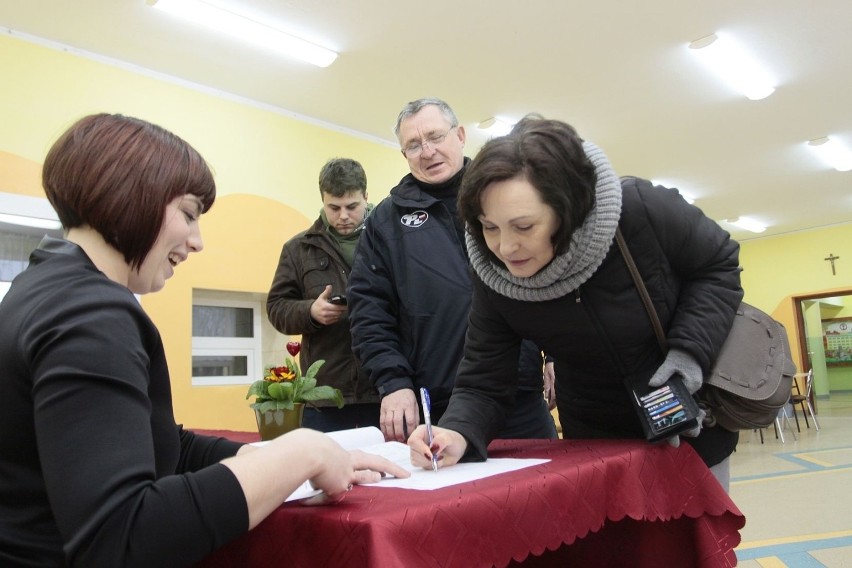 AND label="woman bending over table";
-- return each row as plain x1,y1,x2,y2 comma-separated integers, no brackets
409,115,742,491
